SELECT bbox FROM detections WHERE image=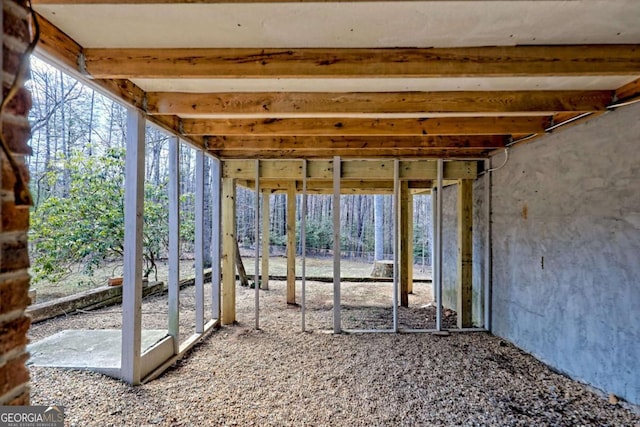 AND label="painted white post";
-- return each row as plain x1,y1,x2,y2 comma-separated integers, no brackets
195,150,205,334
484,159,492,331
121,108,145,385
211,158,221,320
435,159,444,331
254,160,260,330
392,160,400,332
301,160,308,332
168,137,180,353
333,156,341,334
